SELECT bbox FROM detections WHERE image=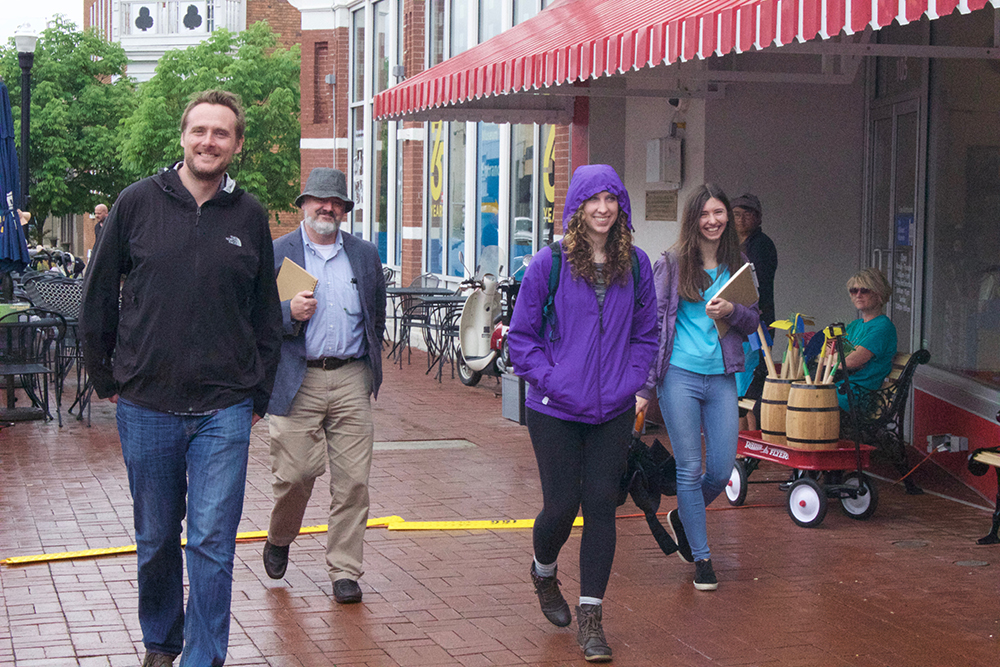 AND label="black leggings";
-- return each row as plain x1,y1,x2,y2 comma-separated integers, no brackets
526,407,633,599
